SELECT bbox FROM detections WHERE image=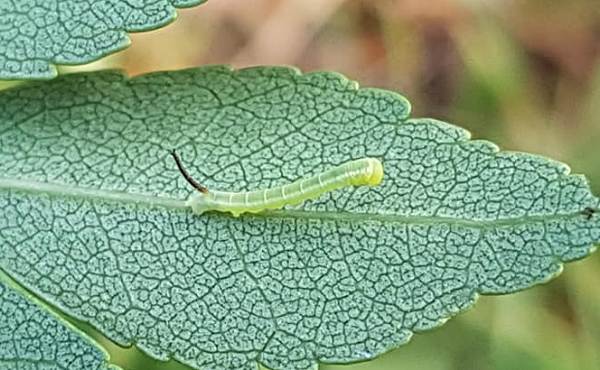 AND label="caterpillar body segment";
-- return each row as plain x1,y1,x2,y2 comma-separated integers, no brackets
170,151,383,217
